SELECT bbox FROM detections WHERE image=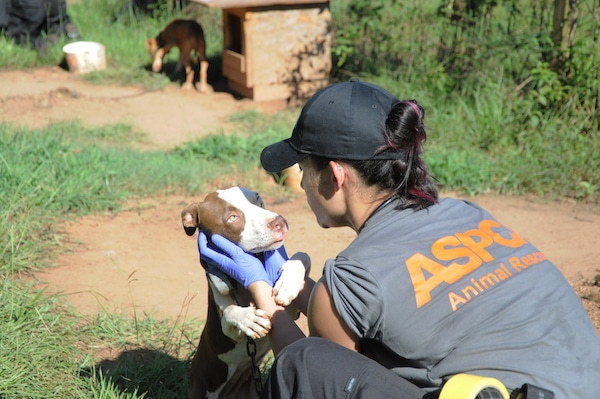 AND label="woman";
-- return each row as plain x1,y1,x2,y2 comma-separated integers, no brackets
199,79,600,398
